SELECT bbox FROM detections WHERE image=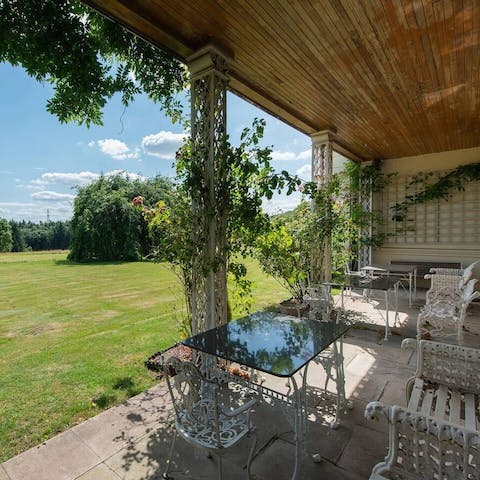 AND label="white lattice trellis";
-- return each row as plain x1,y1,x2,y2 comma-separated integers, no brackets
379,169,480,246
357,161,373,269
311,131,333,283
188,46,229,334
